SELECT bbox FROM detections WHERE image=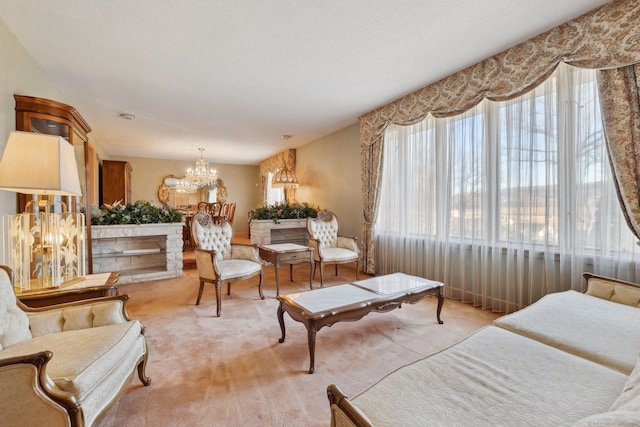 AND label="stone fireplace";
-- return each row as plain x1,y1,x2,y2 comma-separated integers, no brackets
249,219,309,246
